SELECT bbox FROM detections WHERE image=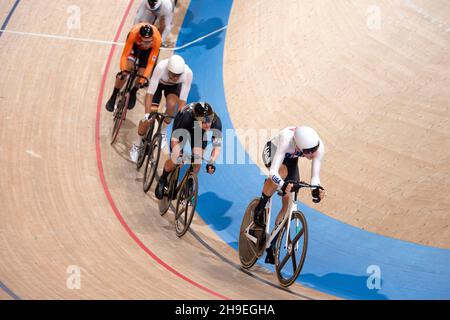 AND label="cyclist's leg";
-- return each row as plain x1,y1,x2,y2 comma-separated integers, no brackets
129,48,151,110
273,157,299,226
253,142,285,224
129,65,152,161
166,114,190,171
159,84,181,135
191,147,203,174
164,92,180,123
265,158,299,263
166,138,182,172
116,60,134,89
105,59,134,111
255,163,288,216
148,84,163,113
137,82,163,139
264,191,290,264
155,138,182,199
127,66,145,110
